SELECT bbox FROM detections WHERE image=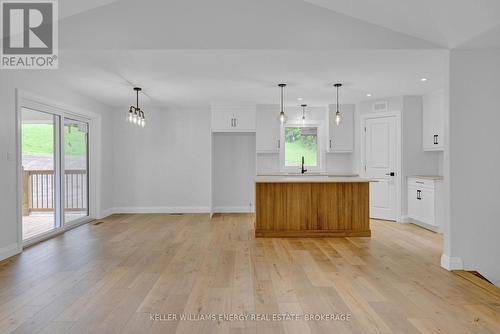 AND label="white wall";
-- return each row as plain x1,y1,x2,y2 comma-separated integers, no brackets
448,50,500,285
0,71,114,261
213,133,256,212
112,105,211,212
255,104,355,174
